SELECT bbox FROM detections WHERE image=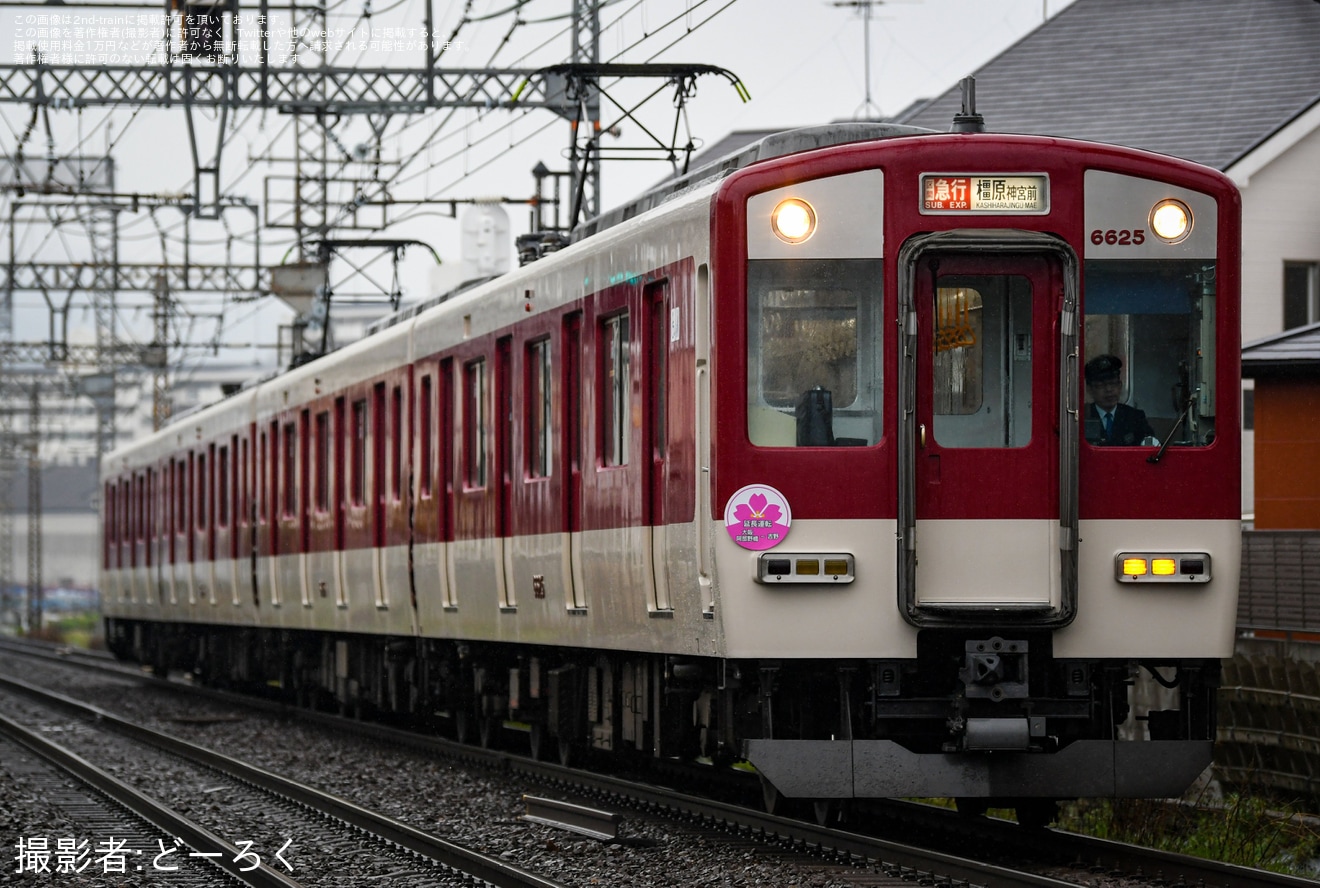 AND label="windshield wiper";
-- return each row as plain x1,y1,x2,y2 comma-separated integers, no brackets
1147,392,1195,465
